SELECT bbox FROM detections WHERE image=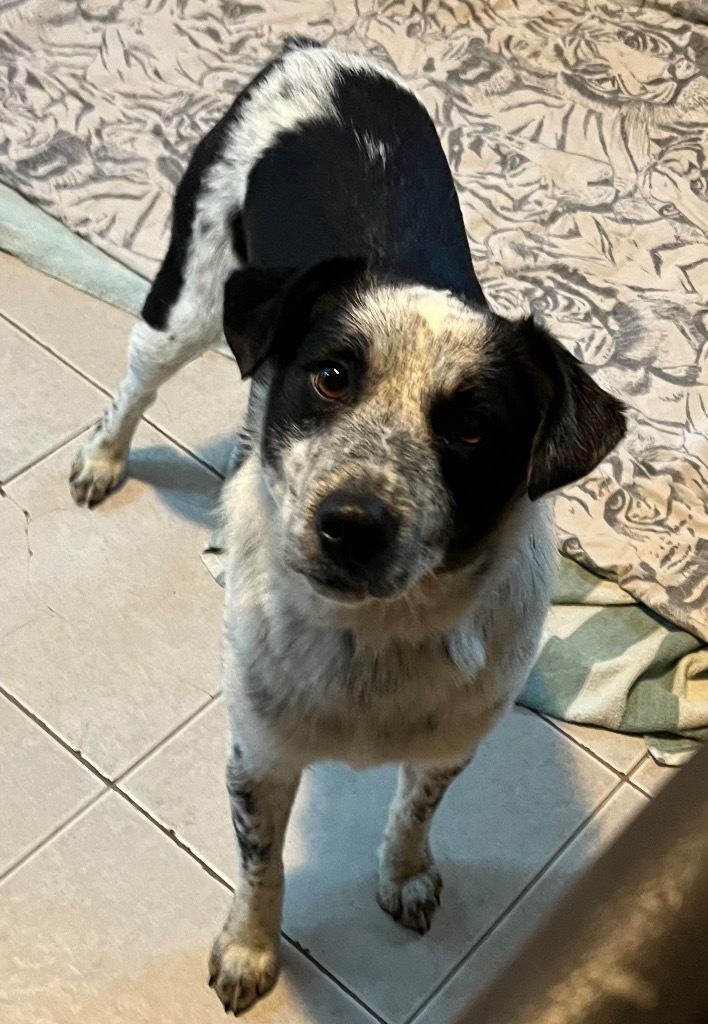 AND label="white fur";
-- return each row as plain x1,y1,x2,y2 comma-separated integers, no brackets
222,454,555,772
208,444,555,1010
68,43,559,1014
